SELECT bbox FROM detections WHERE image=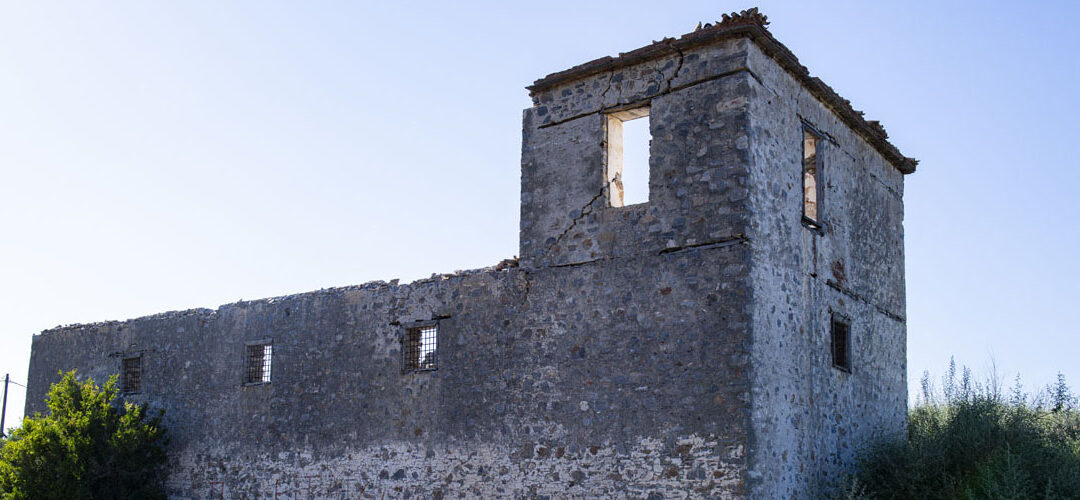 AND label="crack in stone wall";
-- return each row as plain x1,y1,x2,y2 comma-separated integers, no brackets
543,183,611,263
